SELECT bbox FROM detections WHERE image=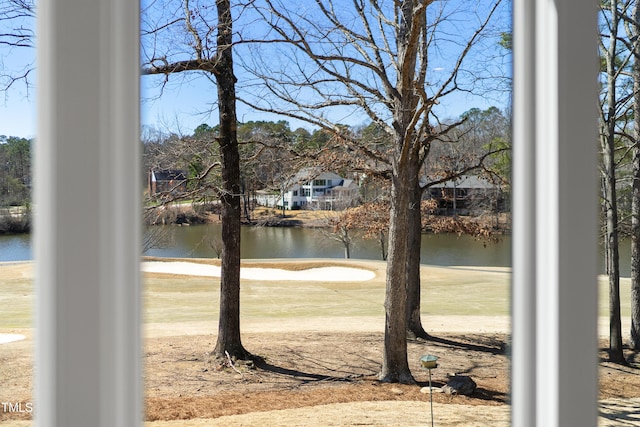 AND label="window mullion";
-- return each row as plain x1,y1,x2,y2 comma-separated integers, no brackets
35,0,141,425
